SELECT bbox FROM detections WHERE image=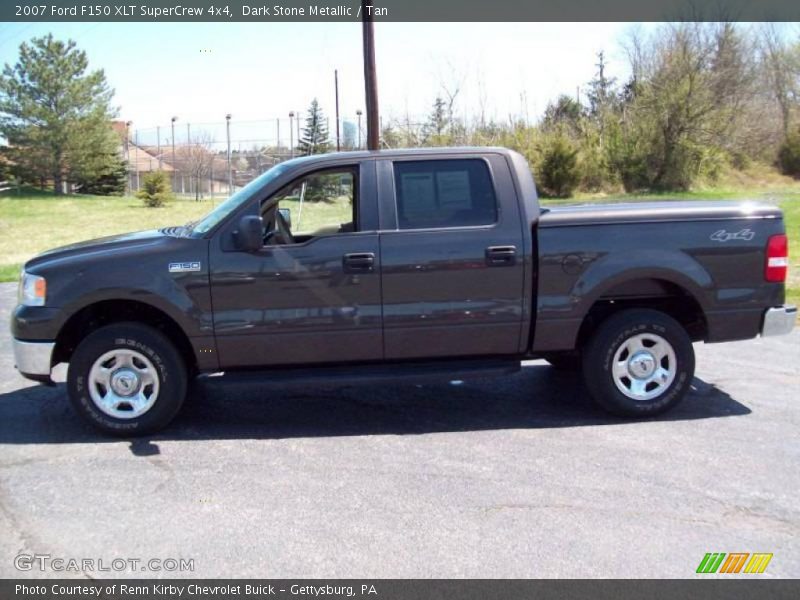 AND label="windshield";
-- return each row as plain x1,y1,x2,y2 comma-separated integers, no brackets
190,162,292,236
